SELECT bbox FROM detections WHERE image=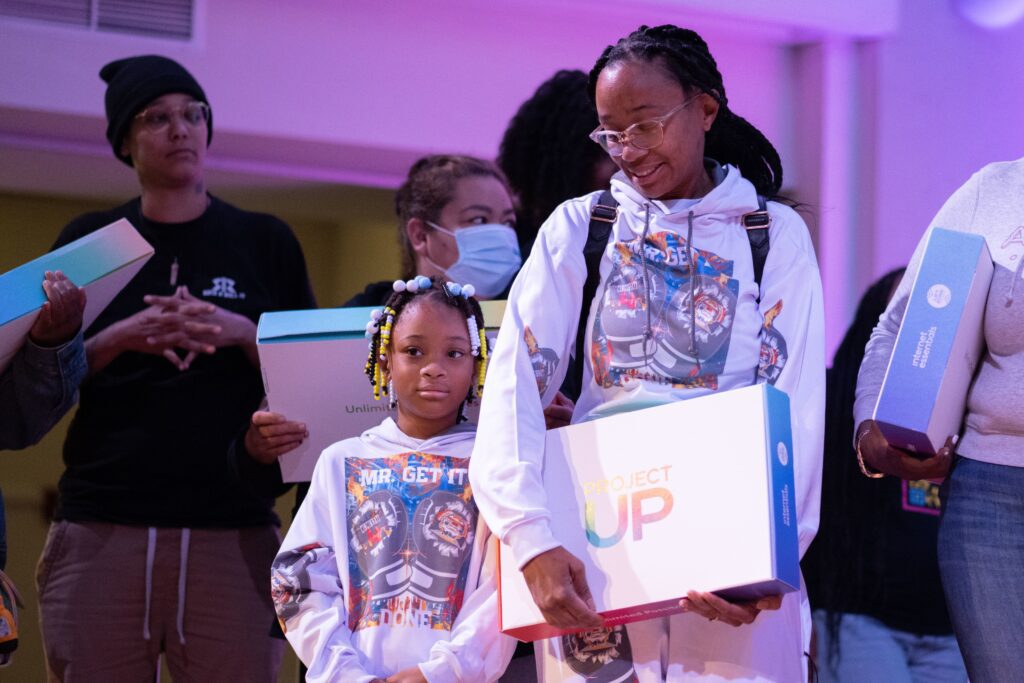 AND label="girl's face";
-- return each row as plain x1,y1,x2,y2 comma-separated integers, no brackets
385,297,476,438
412,174,516,275
594,59,719,200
